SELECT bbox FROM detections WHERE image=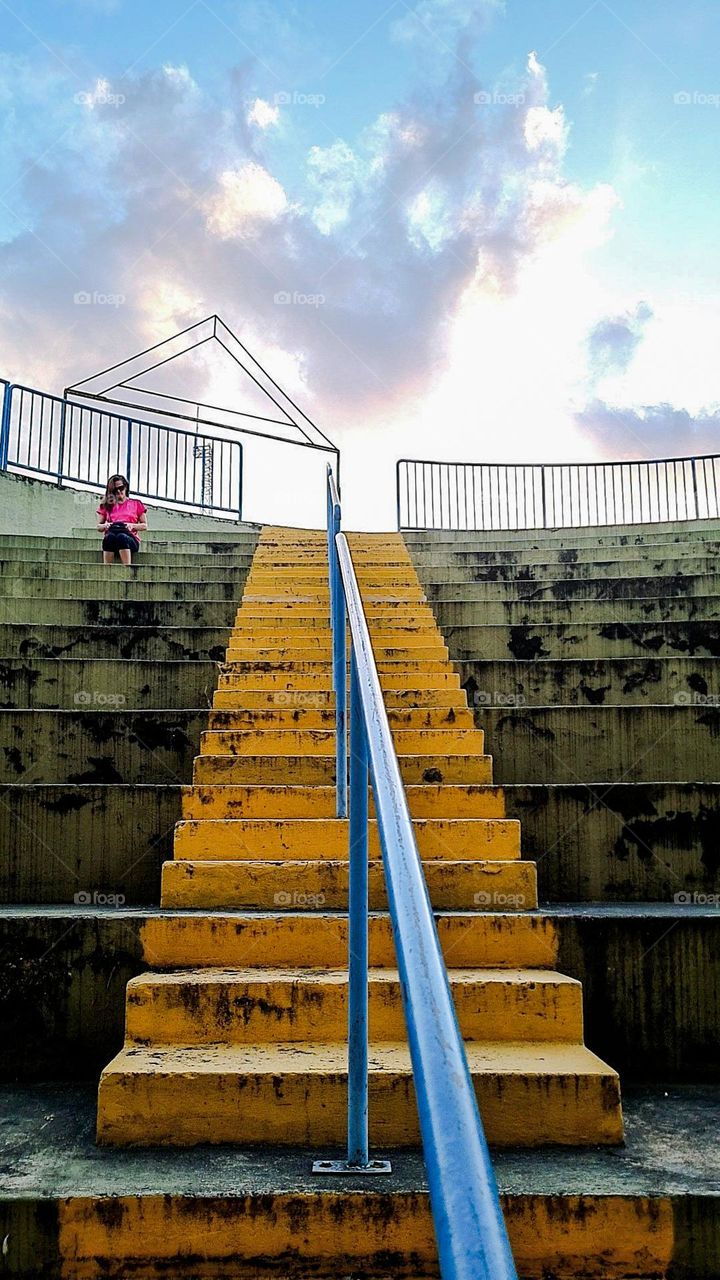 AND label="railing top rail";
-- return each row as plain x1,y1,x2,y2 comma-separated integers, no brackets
334,530,516,1280
4,381,243,448
397,452,720,469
